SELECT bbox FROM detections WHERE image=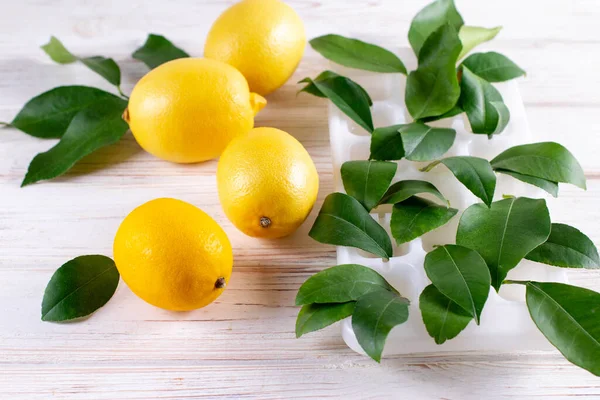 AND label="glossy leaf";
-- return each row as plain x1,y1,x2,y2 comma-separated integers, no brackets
379,180,447,205
424,245,491,322
424,156,496,206
11,86,126,139
369,124,405,161
310,34,406,74
456,197,551,290
408,0,464,55
41,37,121,87
296,302,356,338
132,34,190,69
491,142,586,189
458,26,502,60
41,255,120,322
309,193,393,258
22,99,129,186
525,281,600,377
299,71,373,106
496,169,559,197
295,264,394,305
341,160,397,211
419,284,473,344
352,289,410,362
406,24,462,120
391,197,458,245
459,66,510,135
462,51,525,82
526,223,599,269
79,57,121,87
399,123,456,161
301,73,374,133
